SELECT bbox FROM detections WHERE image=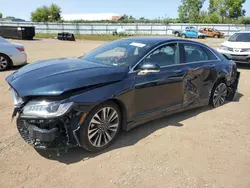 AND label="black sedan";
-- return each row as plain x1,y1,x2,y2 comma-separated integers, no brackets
6,37,240,152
